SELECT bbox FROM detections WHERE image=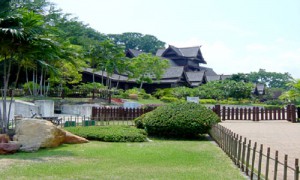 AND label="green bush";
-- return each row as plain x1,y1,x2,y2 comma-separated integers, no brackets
137,102,220,138
160,96,179,103
200,99,217,104
75,82,105,93
263,105,284,110
153,88,174,98
64,125,147,142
